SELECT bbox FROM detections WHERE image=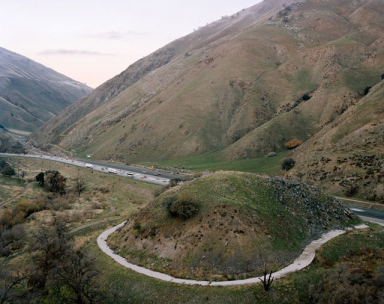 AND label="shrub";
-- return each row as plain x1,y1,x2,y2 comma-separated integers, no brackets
162,195,178,211
169,178,182,187
282,158,296,171
2,165,15,176
284,138,303,149
363,86,372,96
345,184,359,197
302,93,311,101
0,200,45,229
93,185,110,193
168,195,199,219
133,222,141,232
